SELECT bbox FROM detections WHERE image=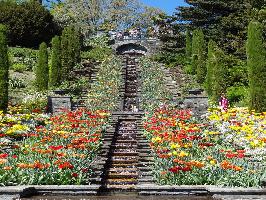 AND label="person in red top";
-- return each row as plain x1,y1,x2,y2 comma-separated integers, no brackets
219,93,229,111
